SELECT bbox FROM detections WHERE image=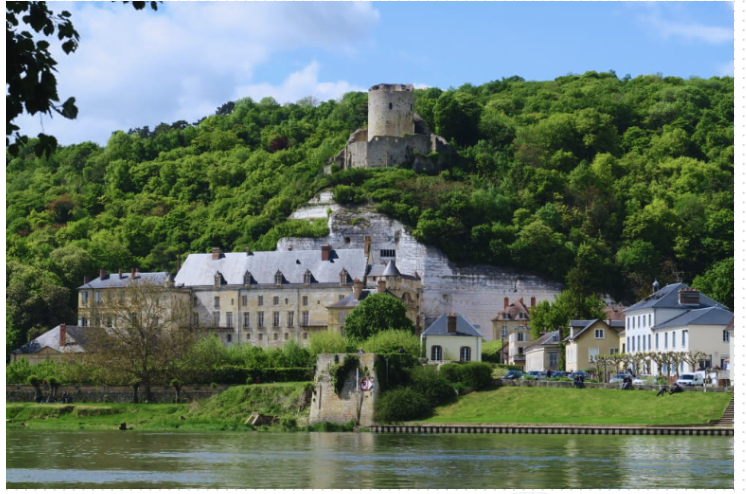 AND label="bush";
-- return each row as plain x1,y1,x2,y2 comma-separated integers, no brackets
481,340,504,363
279,416,298,431
362,330,420,357
27,375,41,387
308,331,348,356
374,387,432,423
409,365,456,407
216,365,315,384
459,362,493,390
373,353,418,392
439,363,462,384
